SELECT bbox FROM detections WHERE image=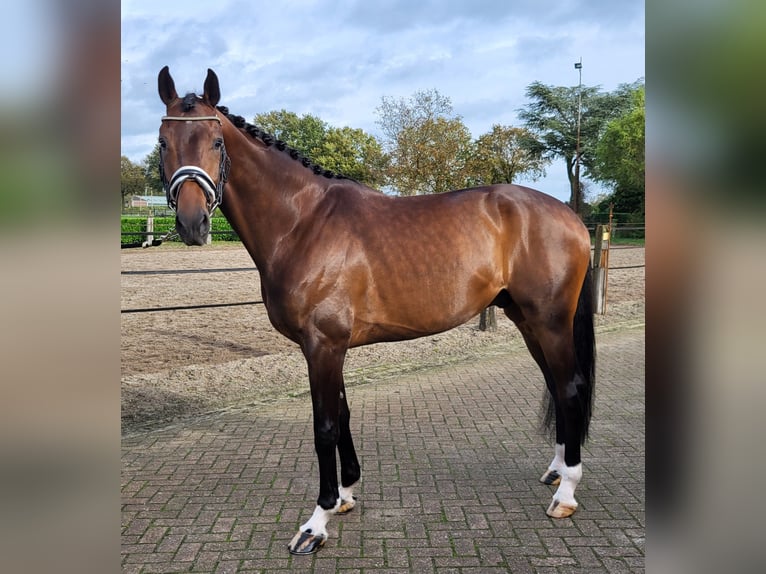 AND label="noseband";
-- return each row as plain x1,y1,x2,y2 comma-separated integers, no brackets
159,115,231,213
